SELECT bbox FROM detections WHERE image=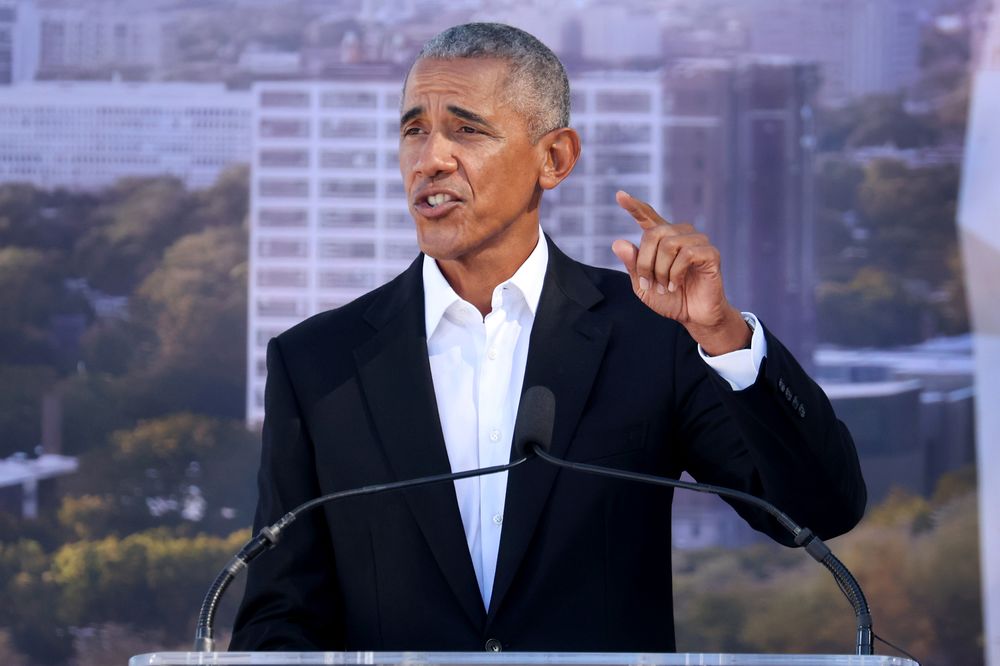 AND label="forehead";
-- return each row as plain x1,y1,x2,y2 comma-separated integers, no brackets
402,58,512,112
